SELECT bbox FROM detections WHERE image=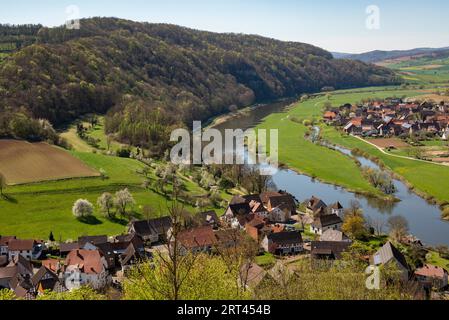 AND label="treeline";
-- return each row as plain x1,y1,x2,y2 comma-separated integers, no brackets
0,24,42,53
0,18,400,150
